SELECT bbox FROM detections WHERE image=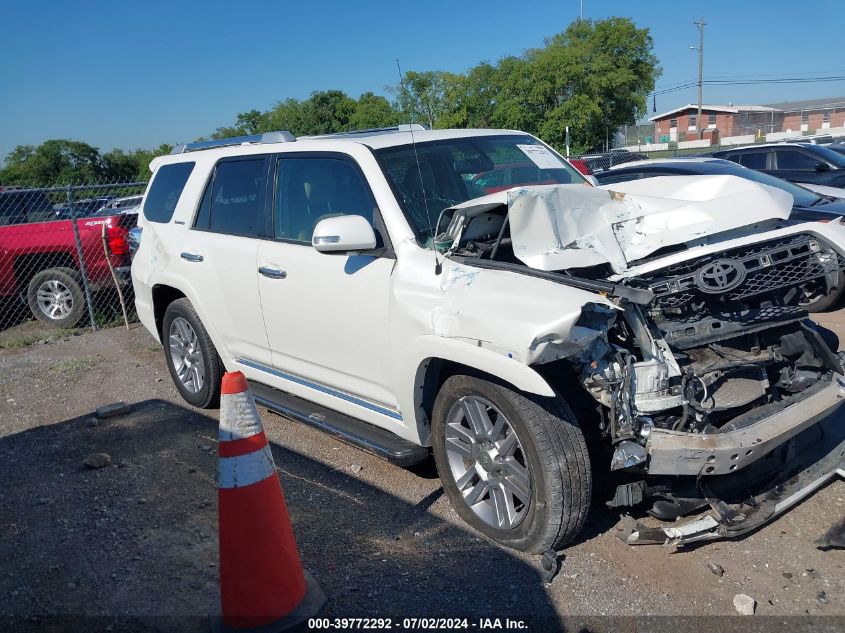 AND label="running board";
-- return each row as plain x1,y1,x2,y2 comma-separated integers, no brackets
248,381,429,467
